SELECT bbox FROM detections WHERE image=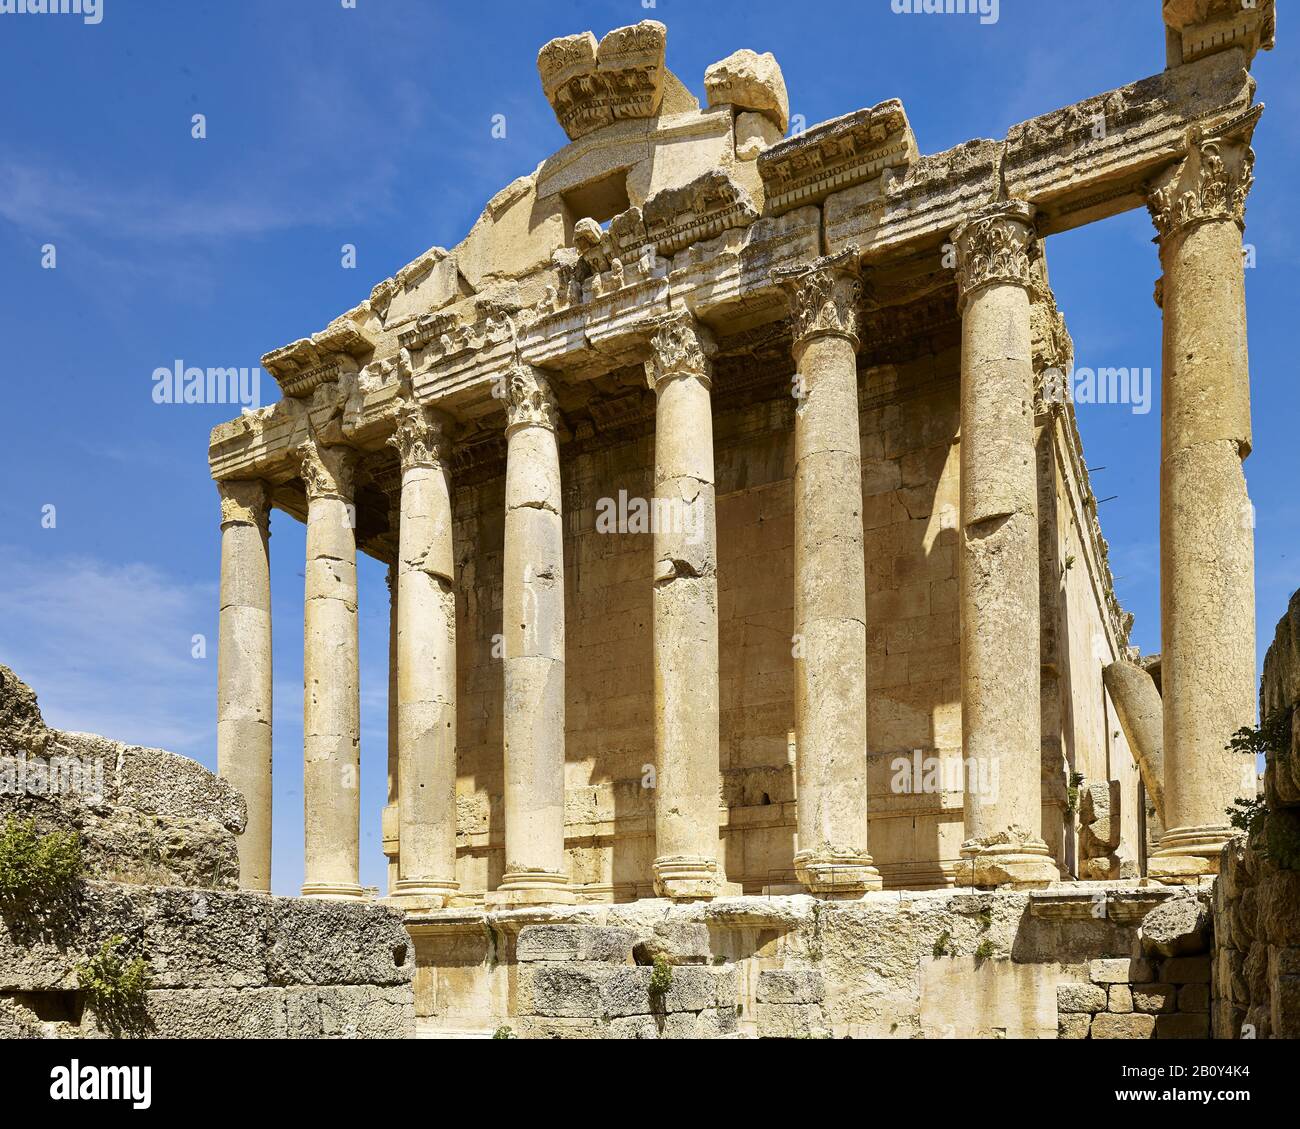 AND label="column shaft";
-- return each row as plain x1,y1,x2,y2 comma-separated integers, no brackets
492,365,573,905
299,437,364,900
952,201,1057,888
1147,125,1258,882
775,249,881,895
216,479,273,891
646,315,722,899
390,402,459,904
